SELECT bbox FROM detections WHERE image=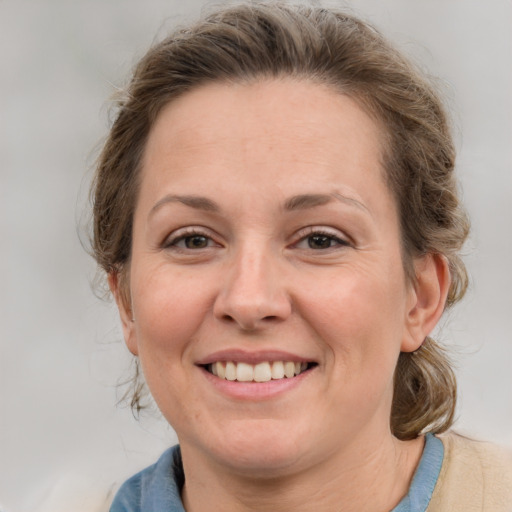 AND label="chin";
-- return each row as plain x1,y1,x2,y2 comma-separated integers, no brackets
192,420,311,477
